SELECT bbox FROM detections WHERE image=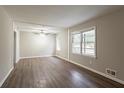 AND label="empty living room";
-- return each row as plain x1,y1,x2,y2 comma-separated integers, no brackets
0,4,124,90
